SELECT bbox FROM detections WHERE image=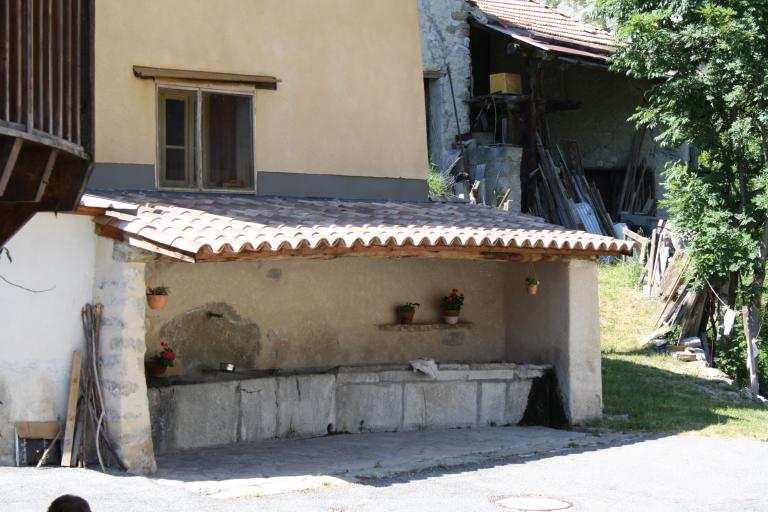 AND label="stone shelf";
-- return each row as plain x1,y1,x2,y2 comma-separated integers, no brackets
378,322,474,332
